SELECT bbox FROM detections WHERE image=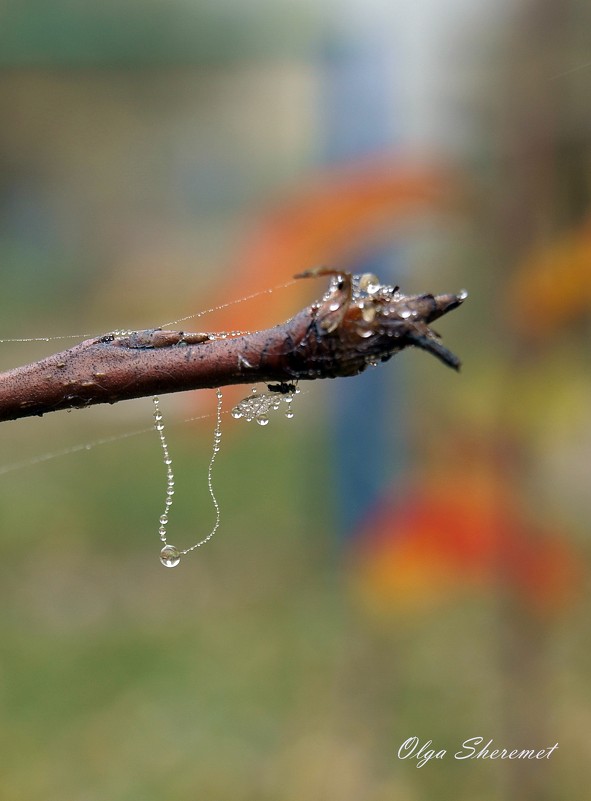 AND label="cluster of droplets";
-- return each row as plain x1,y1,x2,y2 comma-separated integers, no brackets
319,272,403,340
352,273,401,306
321,271,399,304
353,273,398,341
155,388,223,568
207,330,252,340
231,386,299,425
109,329,137,338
